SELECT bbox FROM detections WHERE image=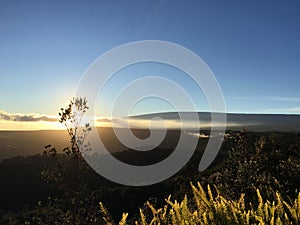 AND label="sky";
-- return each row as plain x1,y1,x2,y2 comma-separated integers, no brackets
0,0,300,130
